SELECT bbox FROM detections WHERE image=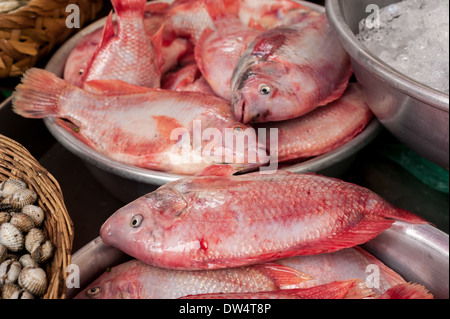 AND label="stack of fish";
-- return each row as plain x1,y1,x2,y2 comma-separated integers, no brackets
8,0,434,299
75,166,432,299
11,0,372,175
